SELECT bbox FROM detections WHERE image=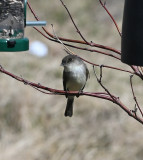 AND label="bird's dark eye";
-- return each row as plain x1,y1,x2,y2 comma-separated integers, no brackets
68,58,72,63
